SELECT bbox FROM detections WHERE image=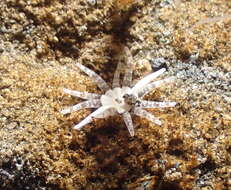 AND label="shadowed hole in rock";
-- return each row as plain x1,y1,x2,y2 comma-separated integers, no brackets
194,159,217,177
167,138,185,157
156,181,183,190
0,156,60,190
